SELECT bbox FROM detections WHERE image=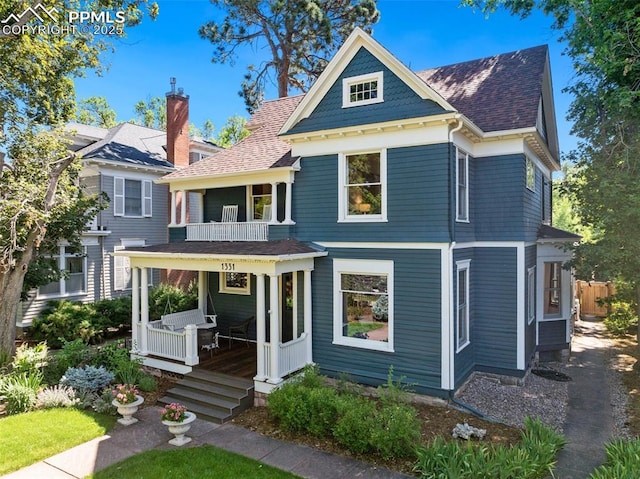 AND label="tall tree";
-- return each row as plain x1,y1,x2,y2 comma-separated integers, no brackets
132,96,166,130
0,0,157,354
216,115,250,148
76,96,118,128
464,0,640,326
199,0,380,112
